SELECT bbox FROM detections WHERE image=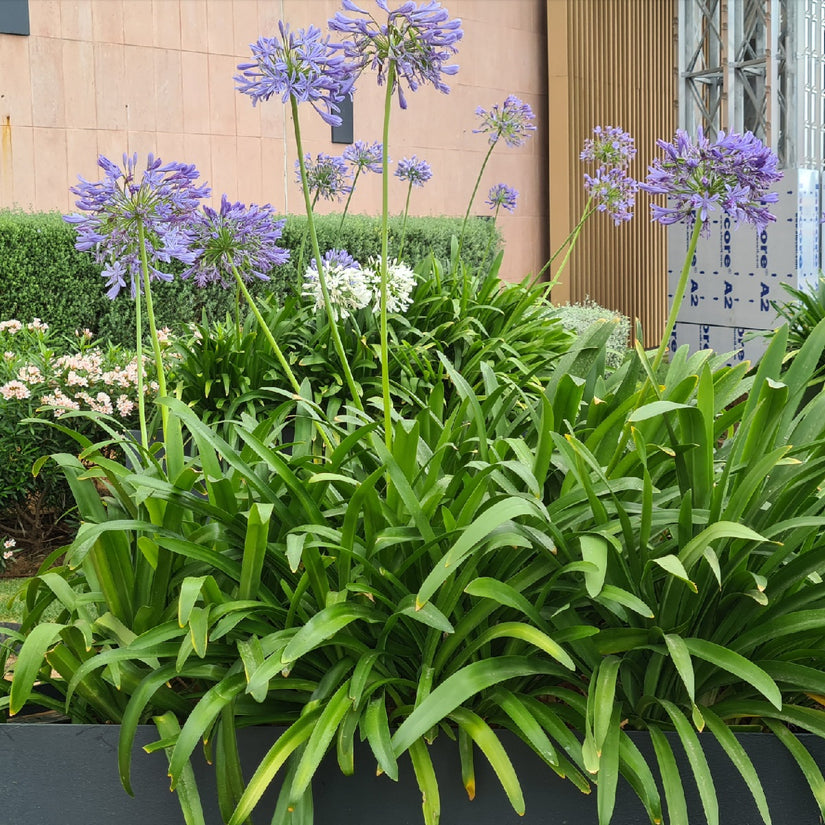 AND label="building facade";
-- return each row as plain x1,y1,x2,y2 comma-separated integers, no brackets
0,0,550,284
